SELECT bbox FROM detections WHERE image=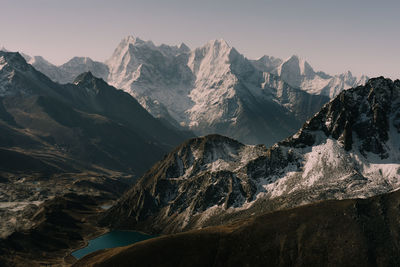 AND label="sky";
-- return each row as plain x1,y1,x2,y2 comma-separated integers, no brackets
0,0,399,78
